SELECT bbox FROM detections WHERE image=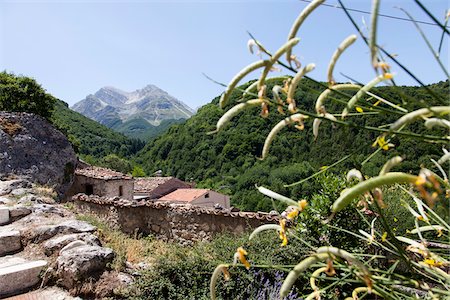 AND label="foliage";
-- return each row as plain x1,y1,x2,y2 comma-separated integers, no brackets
112,117,185,141
0,71,56,119
131,232,309,300
98,154,133,174
135,79,447,211
207,1,450,299
131,165,146,177
51,100,145,159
